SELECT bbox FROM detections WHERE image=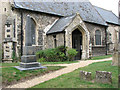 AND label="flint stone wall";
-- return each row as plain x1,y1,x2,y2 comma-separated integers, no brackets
79,71,92,81
46,33,64,49
13,9,59,55
92,46,106,57
85,22,106,57
95,71,112,84
107,24,120,53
